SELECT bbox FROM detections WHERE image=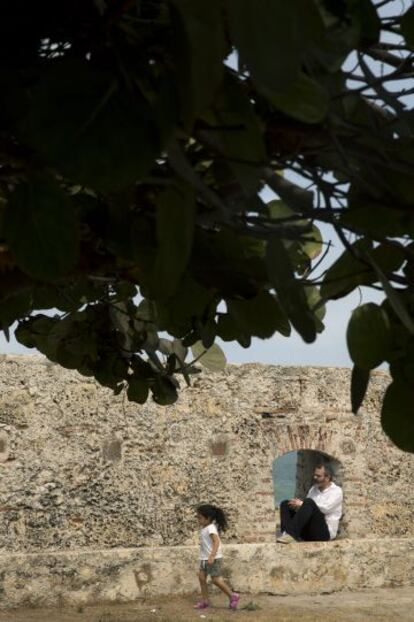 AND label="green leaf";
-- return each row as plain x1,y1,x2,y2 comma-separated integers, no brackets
227,291,291,339
47,316,78,360
151,376,178,405
131,355,156,380
0,70,29,128
303,224,323,260
309,3,357,71
172,0,226,126
359,204,414,239
151,74,178,148
33,278,106,313
369,258,414,335
267,200,295,221
345,188,409,238
266,238,316,343
151,180,196,299
23,315,57,336
401,6,414,50
266,175,313,214
24,60,160,192
55,344,84,370
0,290,32,328
136,299,158,323
5,175,78,280
112,281,137,300
193,228,267,300
191,341,227,371
217,313,239,342
94,354,128,390
305,286,325,333
65,332,98,360
264,73,329,124
127,377,149,404
348,0,380,46
15,322,37,349
351,365,370,414
371,244,406,275
226,0,303,93
199,318,216,349
109,301,132,350
381,380,414,453
321,238,370,301
172,339,188,363
158,338,174,356
267,201,323,260
154,276,213,337
237,334,251,349
206,73,266,196
321,239,405,302
347,303,392,370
